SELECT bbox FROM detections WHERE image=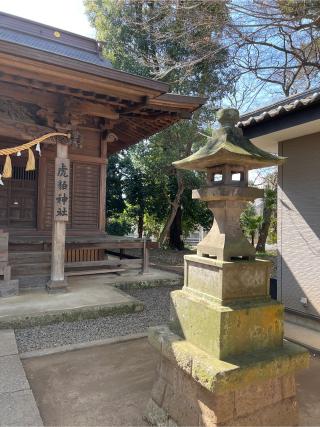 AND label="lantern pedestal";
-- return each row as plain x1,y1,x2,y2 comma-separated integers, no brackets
145,255,309,426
